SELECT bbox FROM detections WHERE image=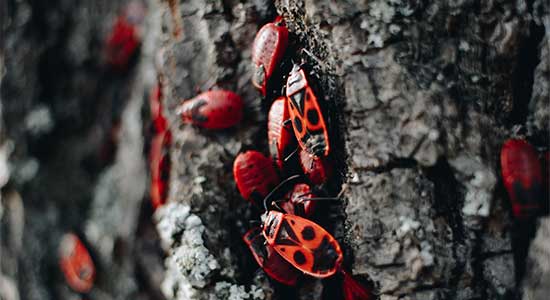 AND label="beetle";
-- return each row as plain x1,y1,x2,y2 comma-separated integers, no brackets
149,82,167,133
251,16,289,96
243,227,301,286
500,139,544,218
279,183,317,218
299,148,332,185
285,64,330,157
150,131,171,209
178,90,243,129
59,233,96,293
268,97,297,169
233,150,280,204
